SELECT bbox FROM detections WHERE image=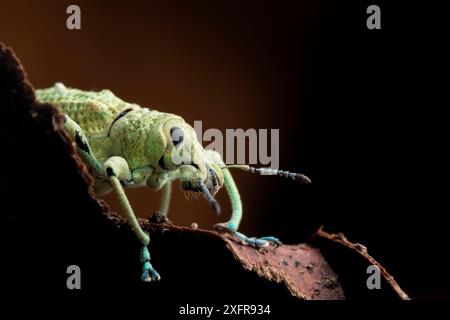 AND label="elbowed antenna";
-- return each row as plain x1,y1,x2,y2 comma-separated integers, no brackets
221,165,311,184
